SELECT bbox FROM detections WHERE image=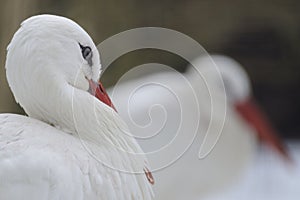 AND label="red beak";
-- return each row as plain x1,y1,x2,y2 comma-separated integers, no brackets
235,98,291,162
88,80,116,112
